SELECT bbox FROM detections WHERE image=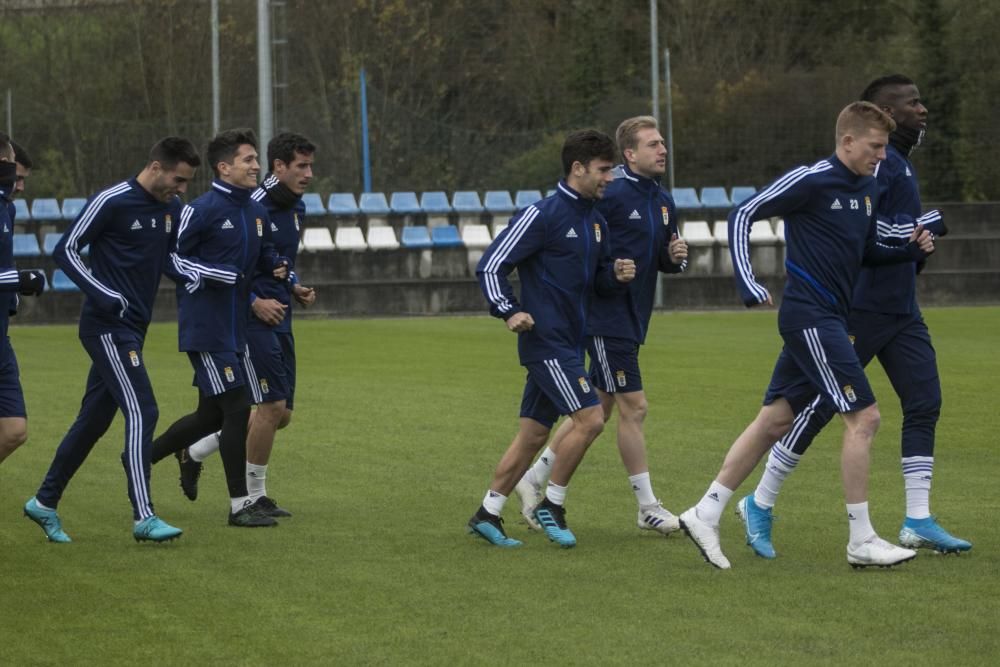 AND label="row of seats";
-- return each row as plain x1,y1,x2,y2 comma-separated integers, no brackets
12,185,759,223
12,232,87,257
300,223,499,252
680,219,785,247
